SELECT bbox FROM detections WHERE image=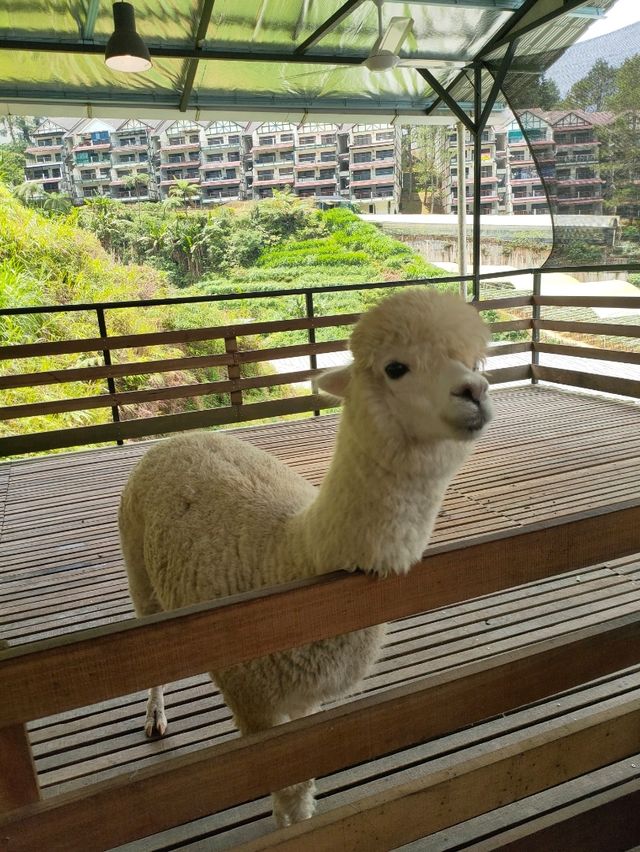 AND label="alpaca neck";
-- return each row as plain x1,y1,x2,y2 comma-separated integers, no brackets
296,406,468,577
